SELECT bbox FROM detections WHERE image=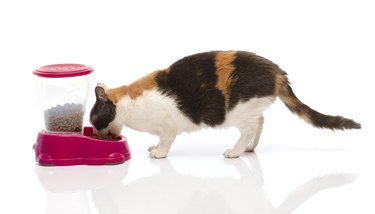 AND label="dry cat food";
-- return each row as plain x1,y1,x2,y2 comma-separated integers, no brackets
44,103,84,132
91,135,116,140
